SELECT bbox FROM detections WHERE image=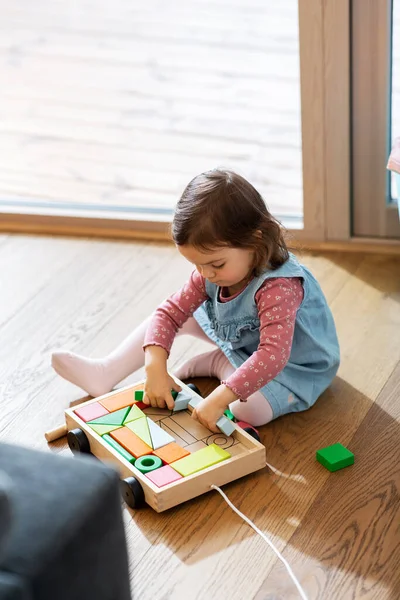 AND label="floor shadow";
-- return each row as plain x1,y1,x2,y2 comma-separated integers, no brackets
131,376,400,597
